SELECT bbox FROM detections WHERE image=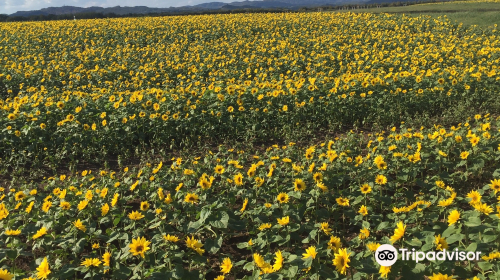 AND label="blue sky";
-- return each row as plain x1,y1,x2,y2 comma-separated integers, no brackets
1,0,236,15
